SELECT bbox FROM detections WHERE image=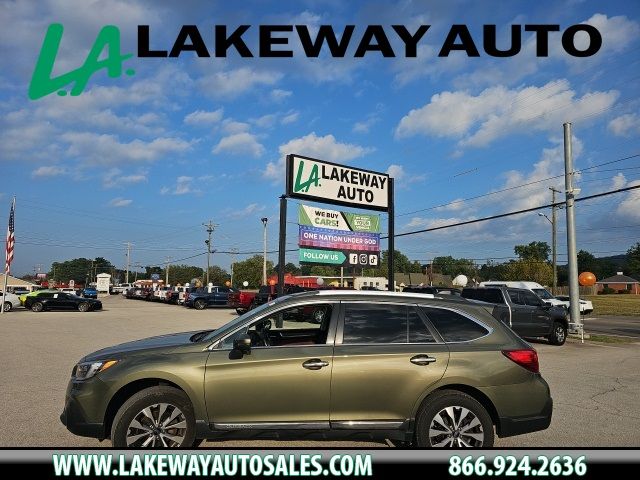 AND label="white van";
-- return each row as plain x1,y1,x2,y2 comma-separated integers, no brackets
478,281,565,307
